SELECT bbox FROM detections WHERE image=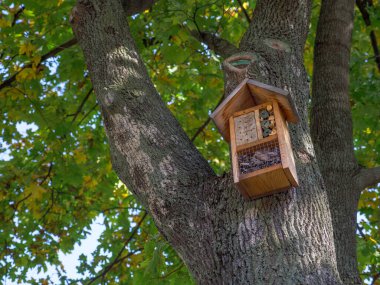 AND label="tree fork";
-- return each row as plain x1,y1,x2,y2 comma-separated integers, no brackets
72,0,343,283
